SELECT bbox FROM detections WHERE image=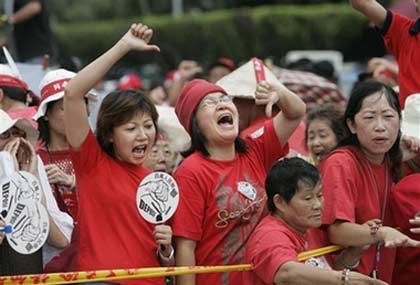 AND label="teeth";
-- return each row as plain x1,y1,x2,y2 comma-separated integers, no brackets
133,146,146,153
